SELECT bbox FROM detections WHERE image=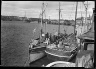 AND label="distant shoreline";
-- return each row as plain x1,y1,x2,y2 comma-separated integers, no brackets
1,20,75,26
